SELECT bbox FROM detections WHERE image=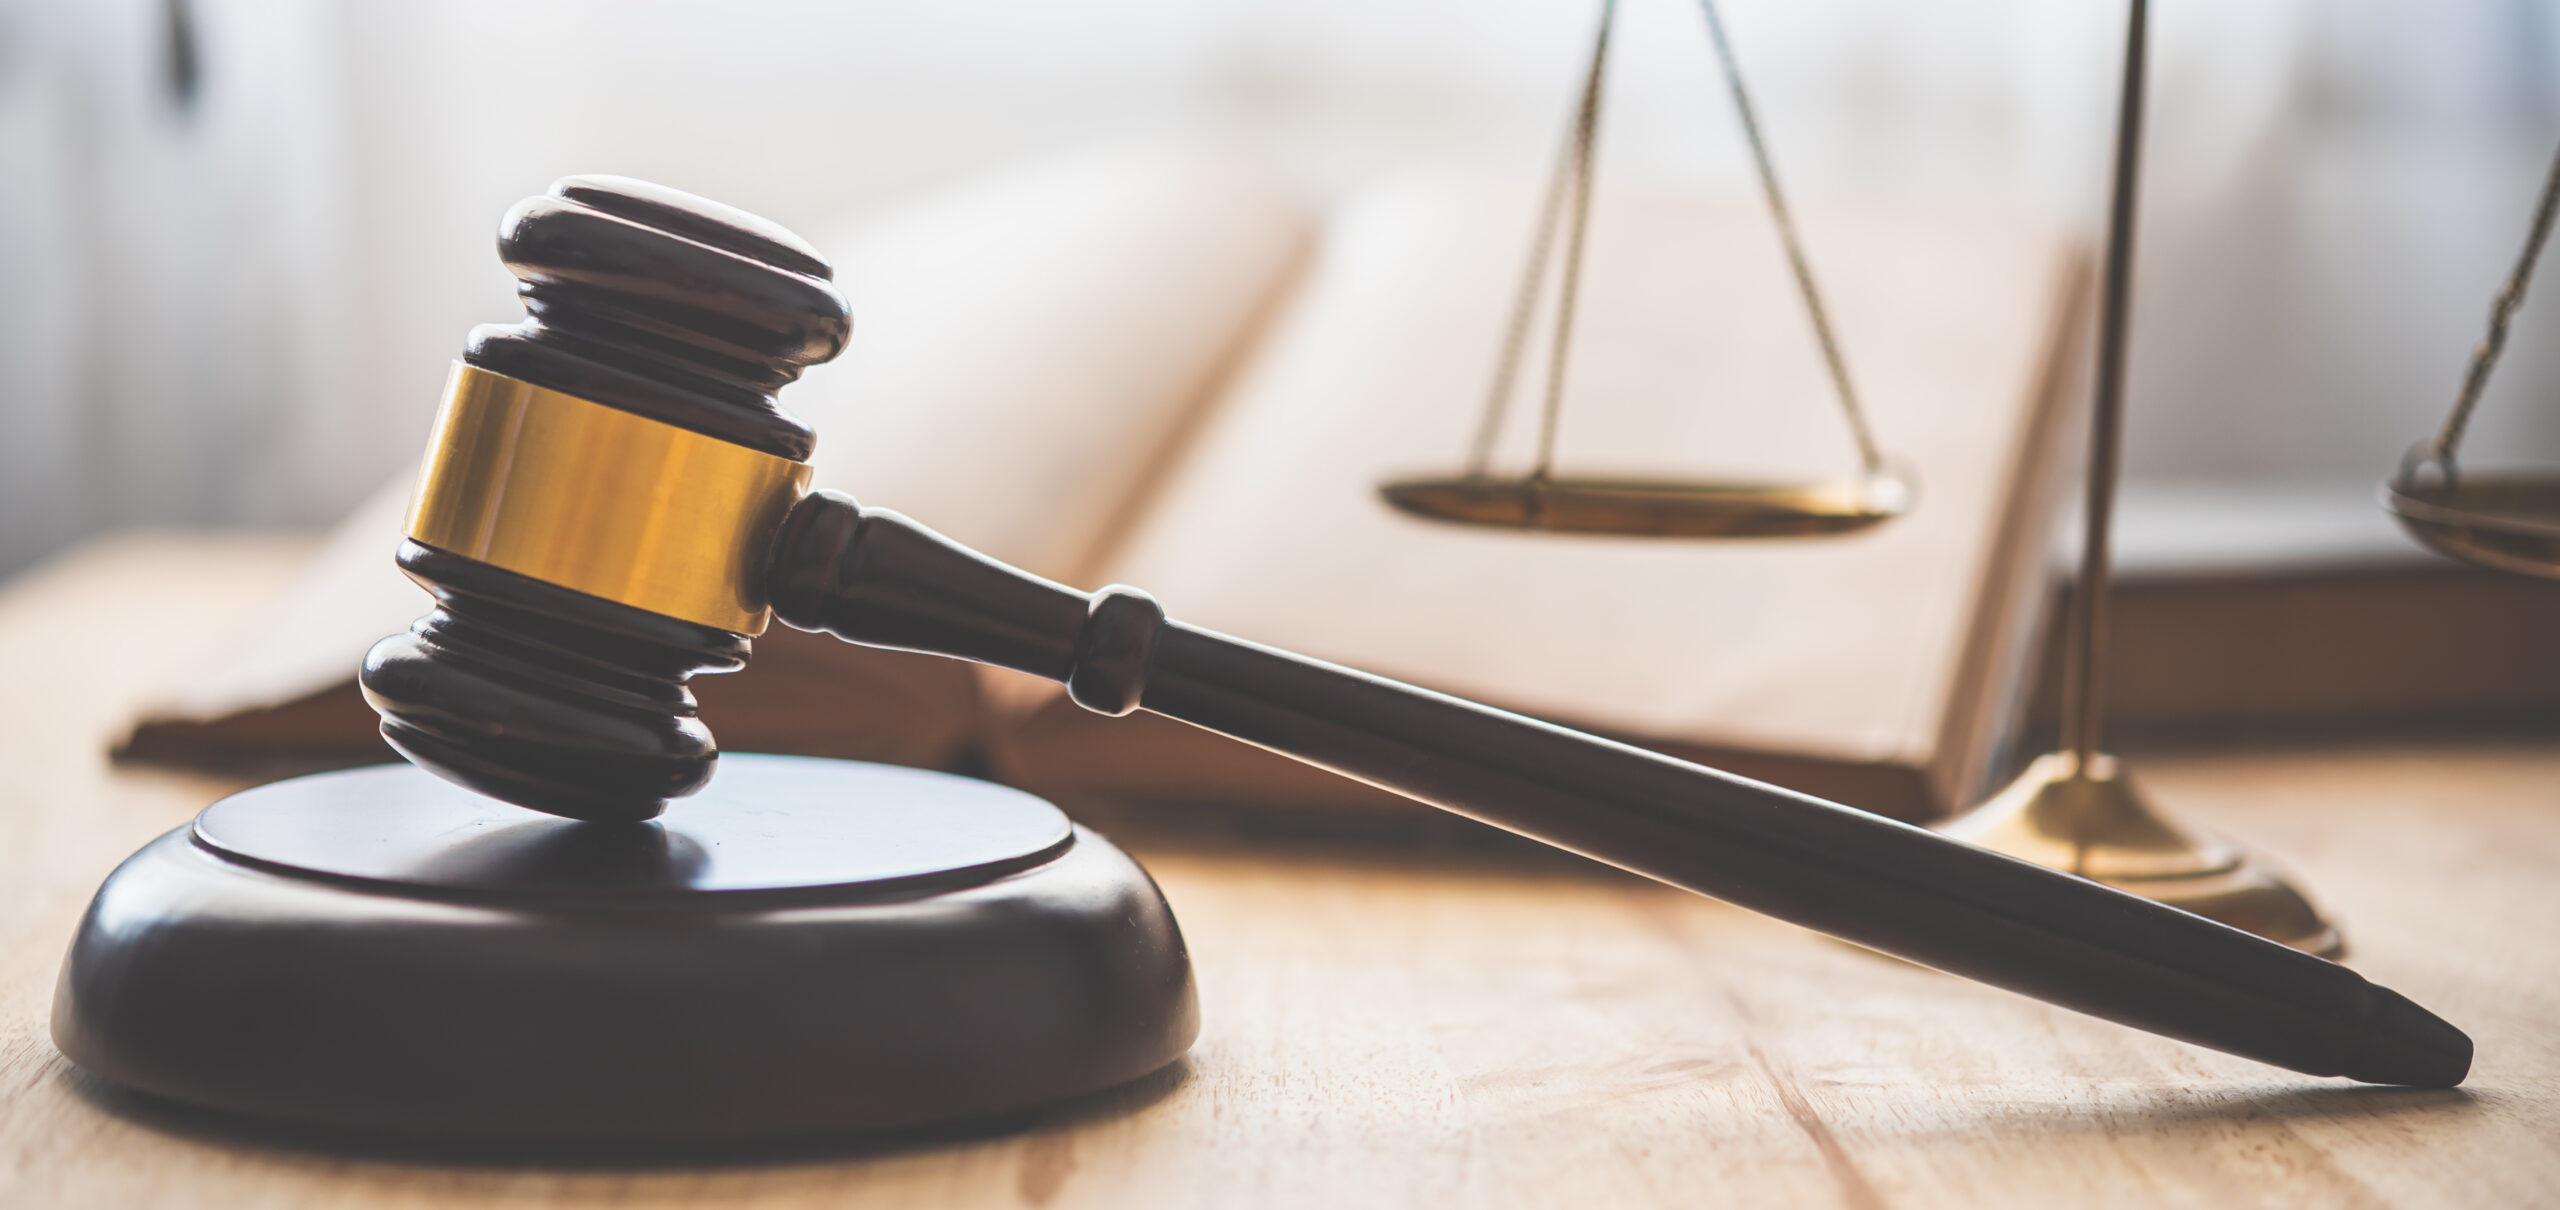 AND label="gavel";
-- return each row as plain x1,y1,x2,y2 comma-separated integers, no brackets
361,175,2468,1089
